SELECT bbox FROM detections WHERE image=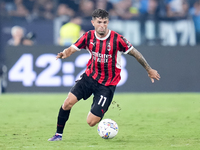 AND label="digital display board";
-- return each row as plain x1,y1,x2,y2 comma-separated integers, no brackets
6,46,200,92
5,46,129,92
